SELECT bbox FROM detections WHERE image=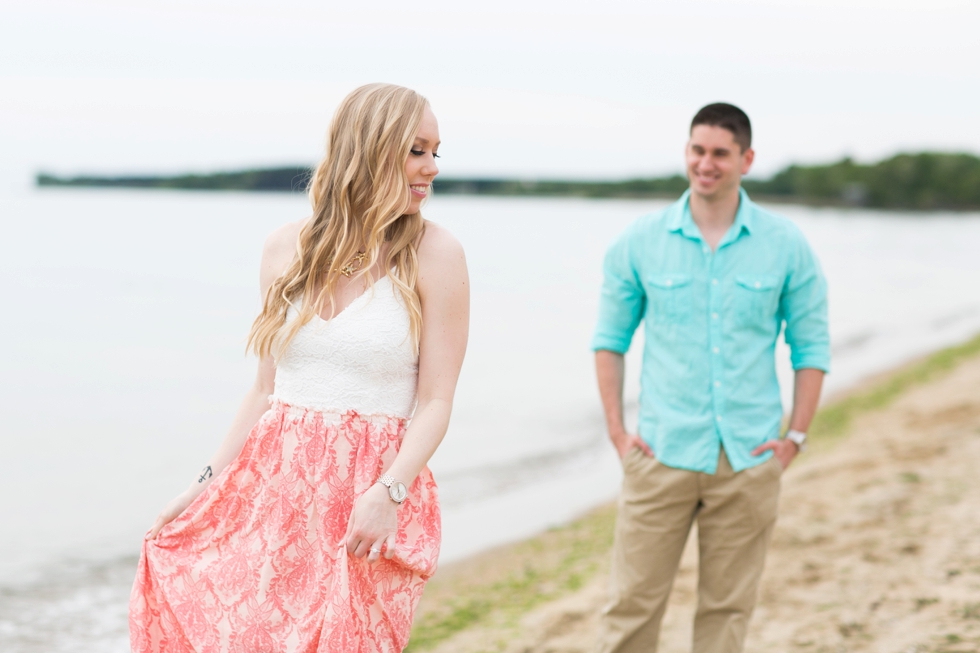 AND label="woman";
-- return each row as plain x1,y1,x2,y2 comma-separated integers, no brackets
130,83,469,653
